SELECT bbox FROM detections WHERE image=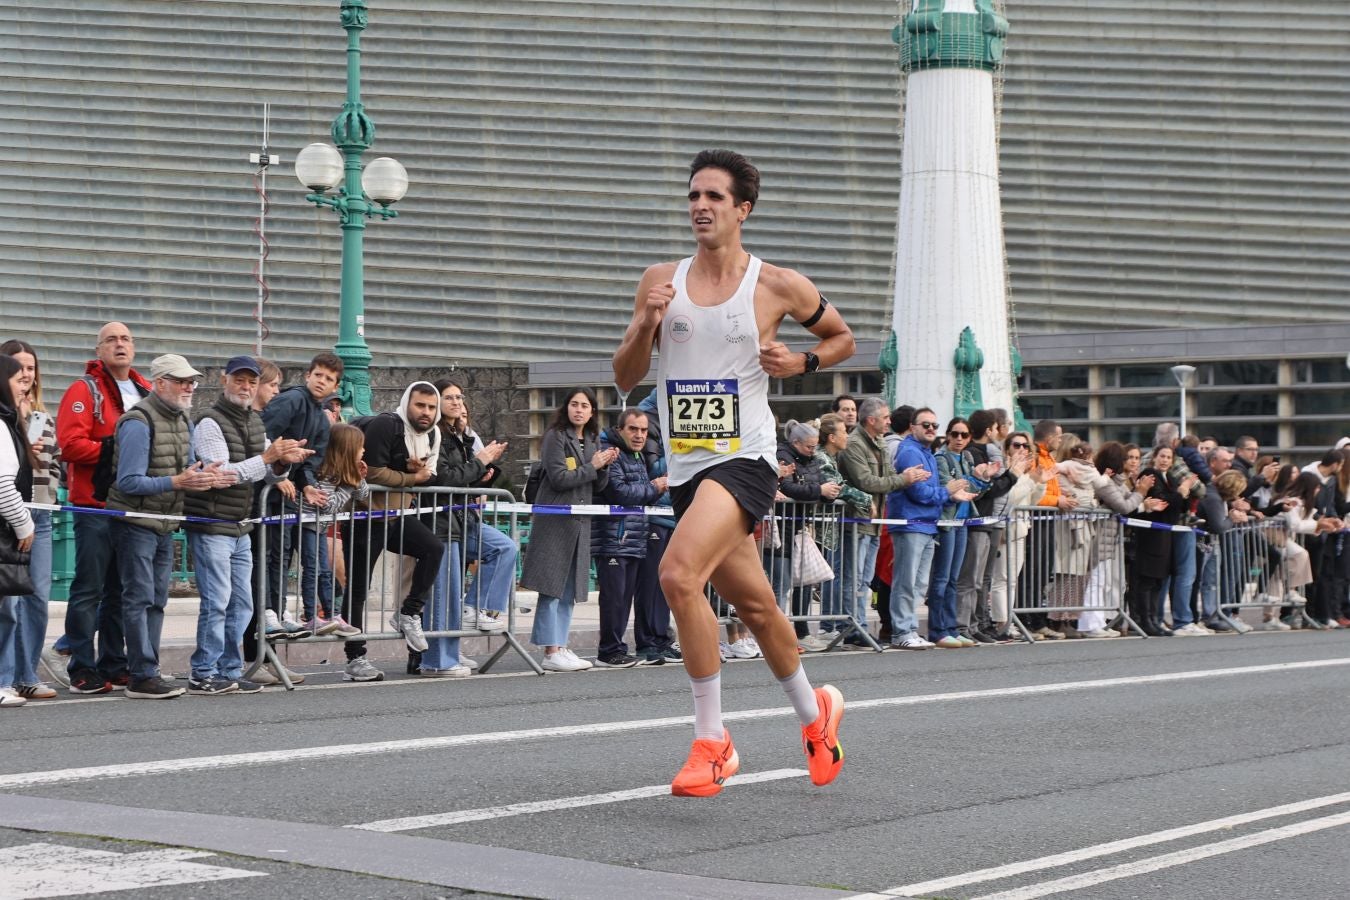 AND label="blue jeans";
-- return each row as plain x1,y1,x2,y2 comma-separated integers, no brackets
1159,530,1198,626
926,527,967,640
4,511,52,686
298,527,334,620
890,531,936,640
462,520,517,616
113,521,174,681
531,555,579,648
853,532,880,633
188,532,254,681
1197,545,1219,622
420,541,464,671
818,532,858,633
65,511,128,678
